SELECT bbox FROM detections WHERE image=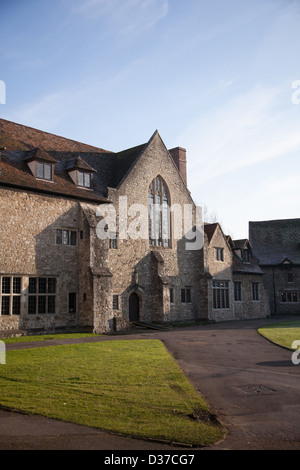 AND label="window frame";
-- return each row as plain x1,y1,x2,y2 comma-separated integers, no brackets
28,277,56,315
77,171,91,188
280,292,298,303
56,229,77,247
181,287,191,304
148,176,171,248
37,161,53,181
213,280,230,309
170,287,174,304
68,292,77,314
0,275,22,316
234,281,242,302
215,247,224,262
252,282,260,302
